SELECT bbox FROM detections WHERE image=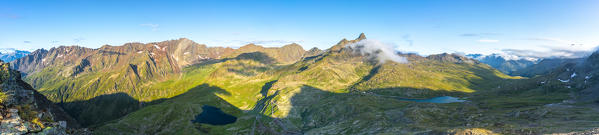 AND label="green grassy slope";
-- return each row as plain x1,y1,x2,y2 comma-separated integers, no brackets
88,34,599,134
13,34,599,134
12,39,307,126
